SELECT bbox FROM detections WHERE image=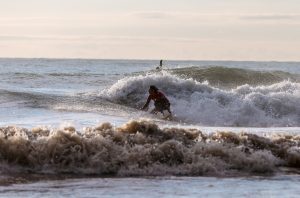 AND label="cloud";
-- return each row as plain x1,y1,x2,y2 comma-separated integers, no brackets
239,14,300,21
132,11,172,19
131,11,300,23
0,35,80,41
0,35,211,44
